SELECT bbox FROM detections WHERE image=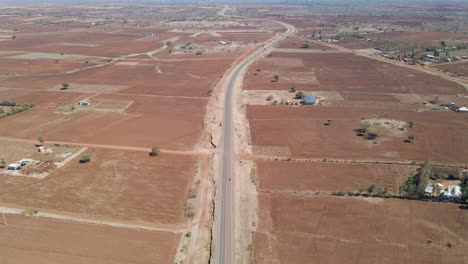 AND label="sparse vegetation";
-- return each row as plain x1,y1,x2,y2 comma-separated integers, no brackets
22,209,38,216
302,41,311,48
0,100,34,119
272,74,280,82
150,146,160,156
80,154,92,163
295,91,304,99
38,136,45,146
